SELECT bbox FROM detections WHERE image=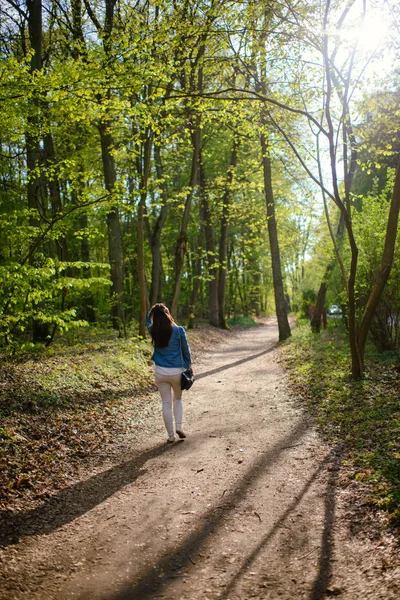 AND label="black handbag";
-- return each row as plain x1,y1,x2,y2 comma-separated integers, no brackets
181,367,195,391
179,329,195,391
